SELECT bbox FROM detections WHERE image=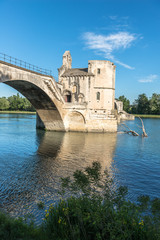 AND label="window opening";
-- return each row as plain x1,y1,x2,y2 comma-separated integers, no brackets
97,92,100,101
97,68,100,74
64,91,72,102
